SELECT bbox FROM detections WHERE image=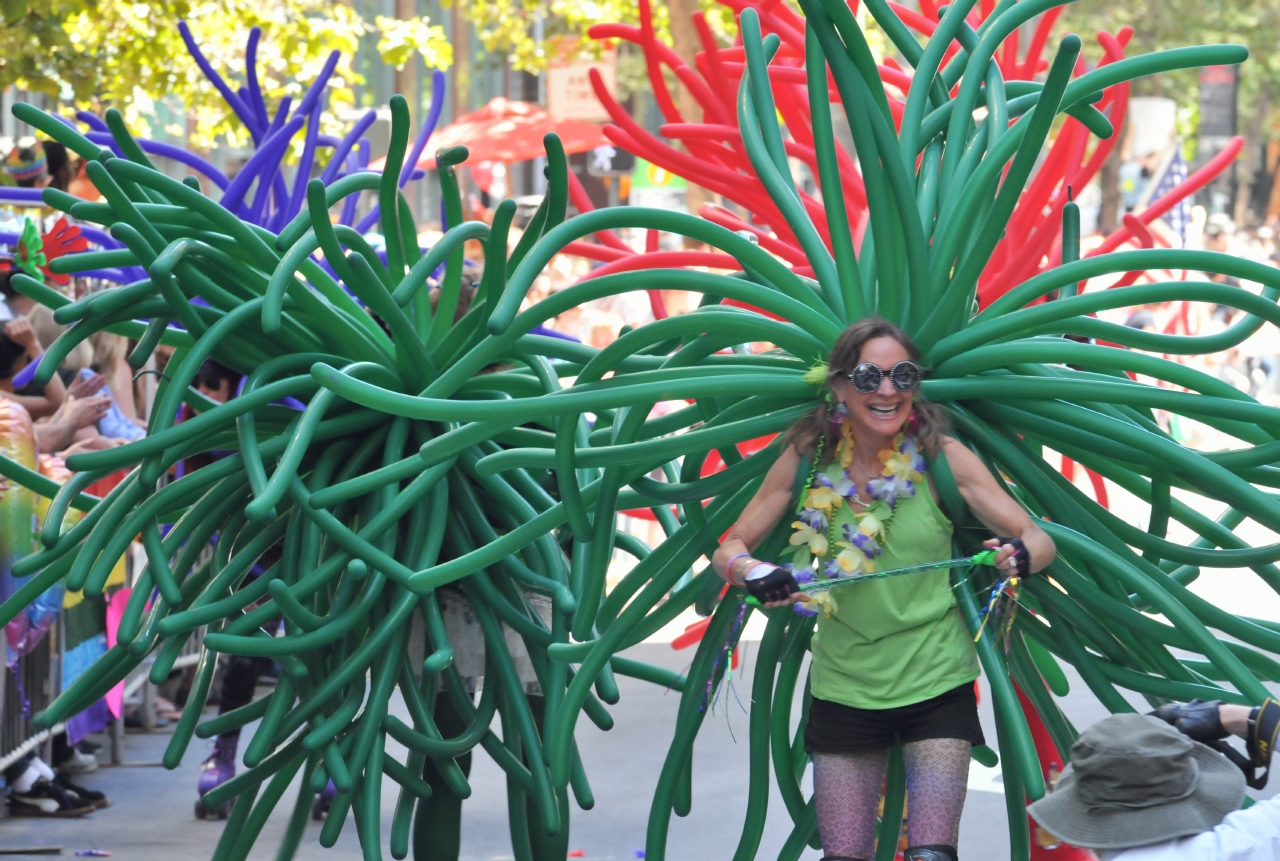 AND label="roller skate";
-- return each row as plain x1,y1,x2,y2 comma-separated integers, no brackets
195,736,237,820
311,779,335,820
